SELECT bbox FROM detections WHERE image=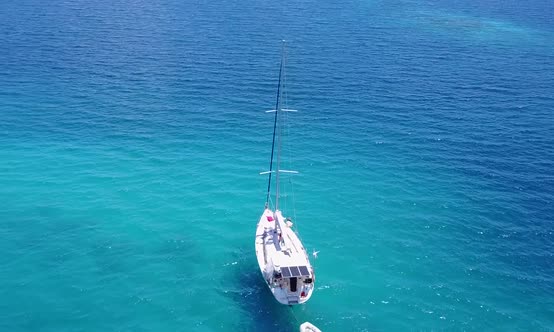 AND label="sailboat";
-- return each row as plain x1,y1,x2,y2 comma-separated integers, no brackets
255,42,316,305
